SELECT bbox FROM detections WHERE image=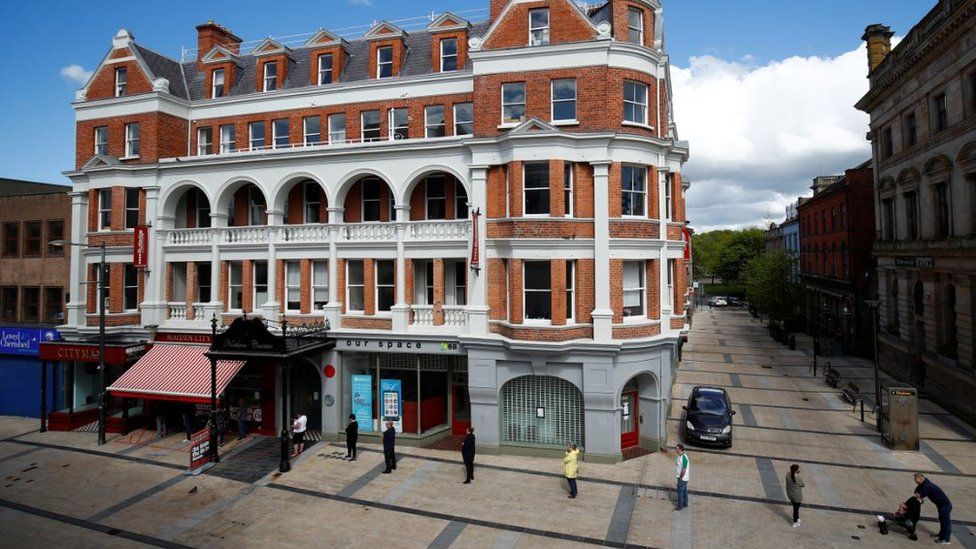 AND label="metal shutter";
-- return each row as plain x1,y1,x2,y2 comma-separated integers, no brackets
501,375,583,447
